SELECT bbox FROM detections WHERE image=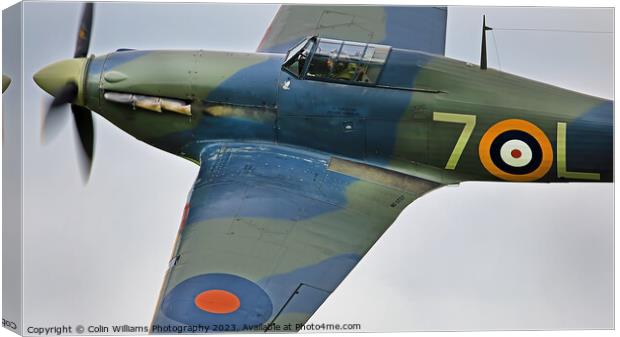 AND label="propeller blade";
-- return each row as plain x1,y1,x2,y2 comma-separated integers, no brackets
74,3,94,58
41,98,68,144
42,82,78,142
50,81,78,107
71,104,95,178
